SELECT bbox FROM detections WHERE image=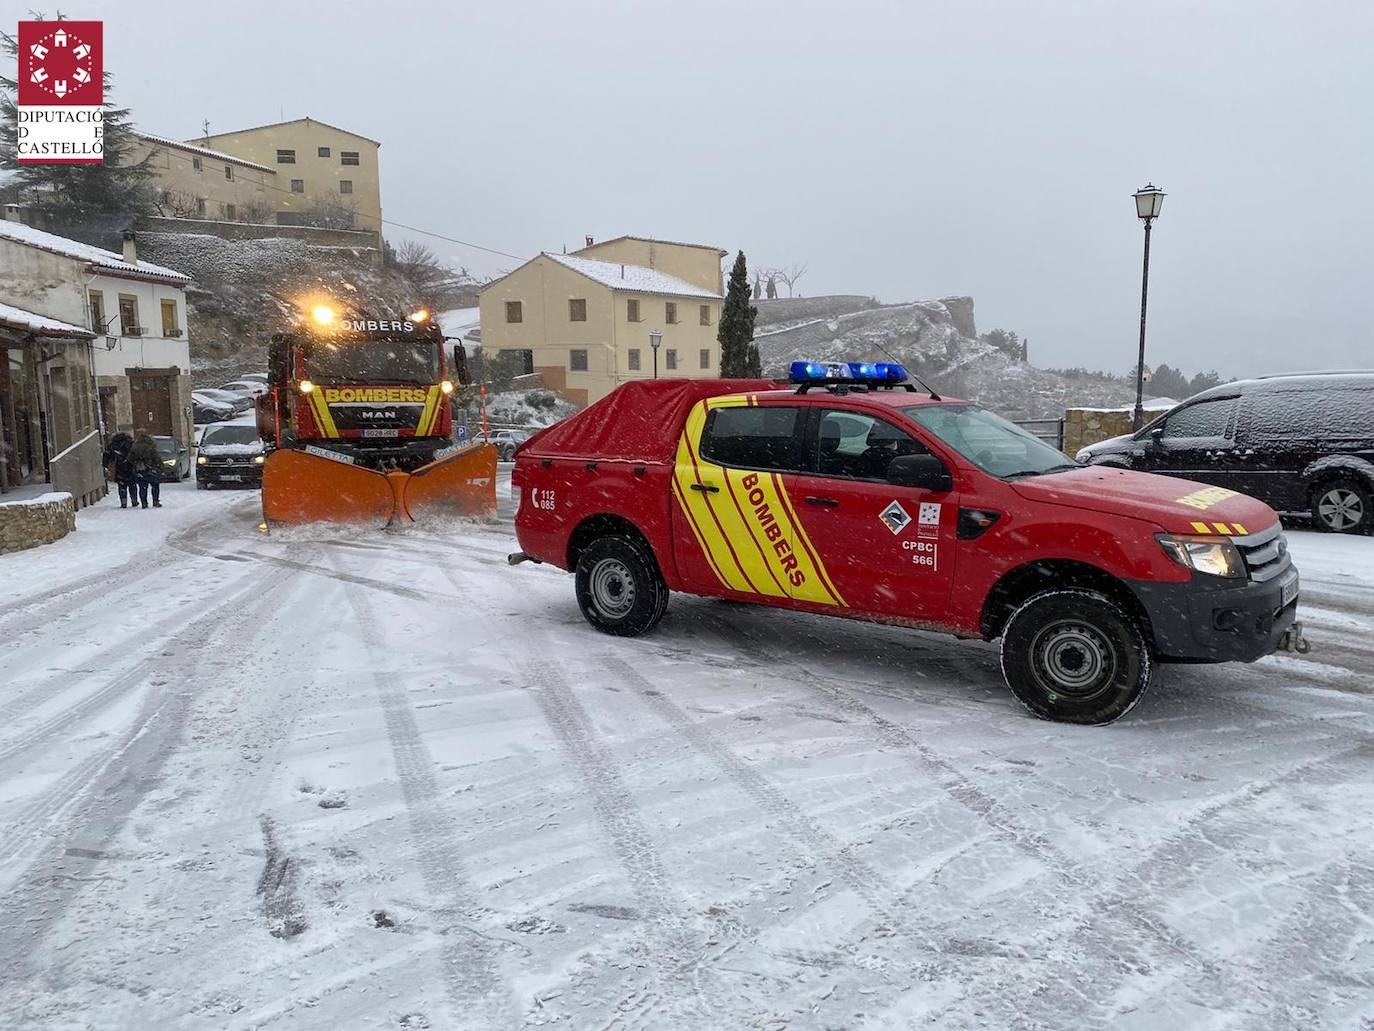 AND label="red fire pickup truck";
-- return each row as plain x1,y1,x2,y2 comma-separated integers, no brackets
510,362,1304,724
